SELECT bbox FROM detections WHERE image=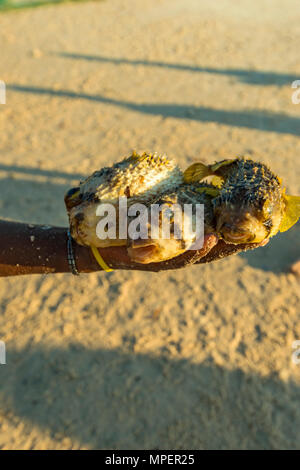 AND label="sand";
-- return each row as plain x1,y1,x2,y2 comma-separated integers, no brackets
0,0,300,450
